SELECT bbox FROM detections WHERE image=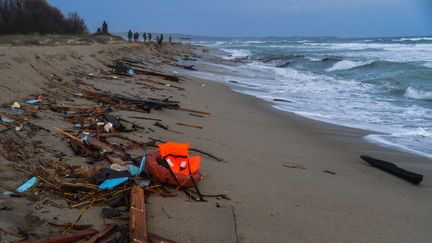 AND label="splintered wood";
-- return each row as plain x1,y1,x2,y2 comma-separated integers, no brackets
130,186,147,243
